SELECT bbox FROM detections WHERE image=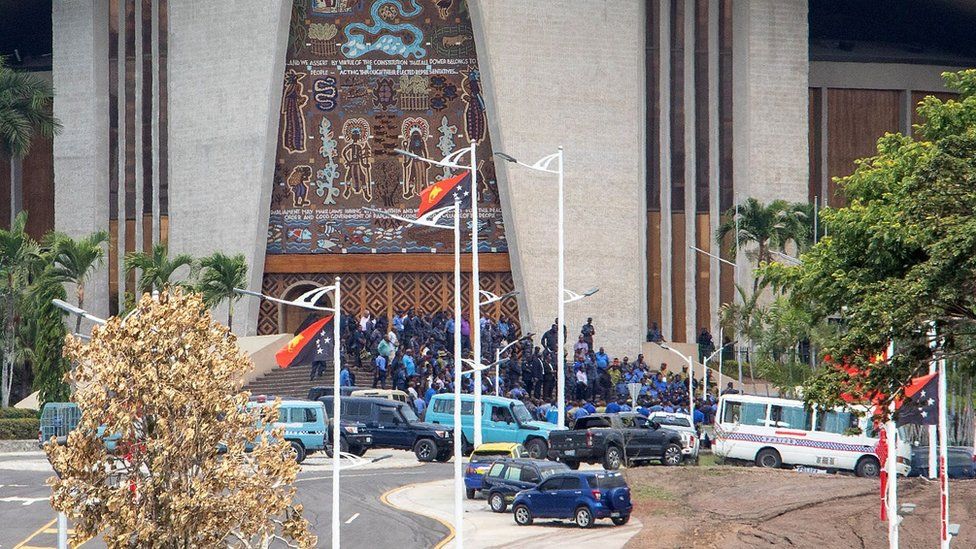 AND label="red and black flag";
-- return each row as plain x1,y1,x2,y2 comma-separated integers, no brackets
275,315,335,369
896,372,939,426
417,172,471,216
